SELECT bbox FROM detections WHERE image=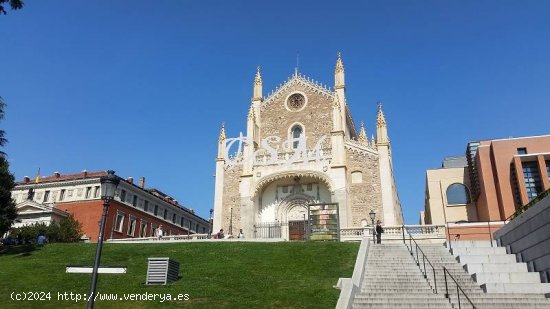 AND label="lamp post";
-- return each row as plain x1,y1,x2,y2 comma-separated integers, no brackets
369,209,376,244
88,170,119,309
209,209,214,238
